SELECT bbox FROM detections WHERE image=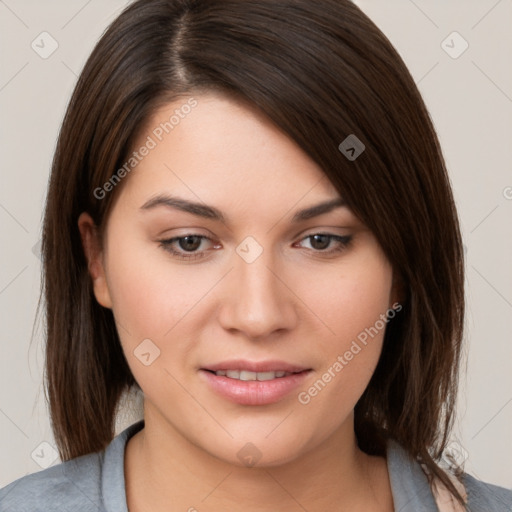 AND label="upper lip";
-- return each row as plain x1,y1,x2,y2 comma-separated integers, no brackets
201,360,310,373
